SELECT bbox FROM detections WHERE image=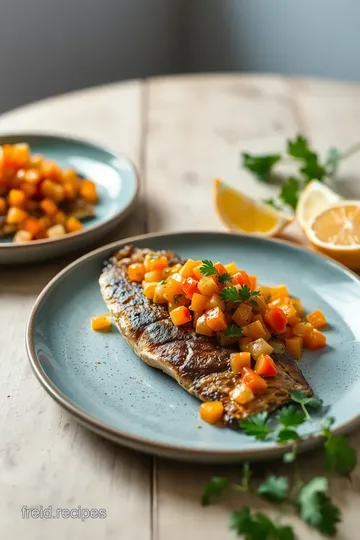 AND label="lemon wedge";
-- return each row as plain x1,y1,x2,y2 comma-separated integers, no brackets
214,179,293,237
305,201,360,270
296,180,341,230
